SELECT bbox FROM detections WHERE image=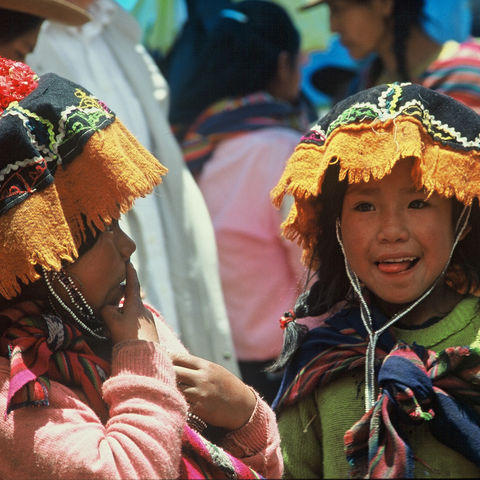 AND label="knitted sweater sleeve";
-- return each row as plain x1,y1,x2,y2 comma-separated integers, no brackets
220,390,283,479
153,308,283,478
0,340,188,480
